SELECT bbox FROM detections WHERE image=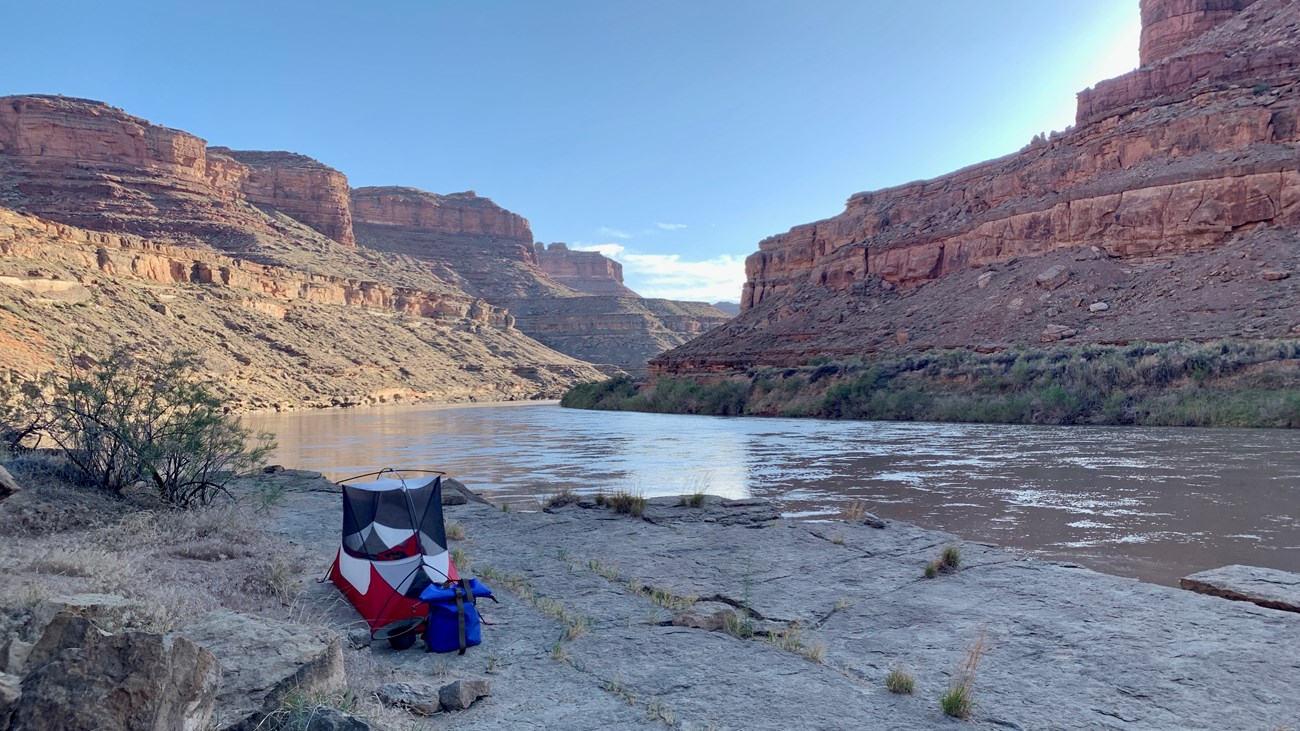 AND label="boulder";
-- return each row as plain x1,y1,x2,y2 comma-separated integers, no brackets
26,611,109,669
671,602,738,632
438,678,491,711
7,615,221,731
20,593,145,645
861,512,887,529
1035,264,1070,290
443,477,491,505
1088,301,1110,312
174,610,345,730
1262,270,1290,281
1180,565,1300,613
1041,324,1078,343
0,465,19,502
376,681,441,715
